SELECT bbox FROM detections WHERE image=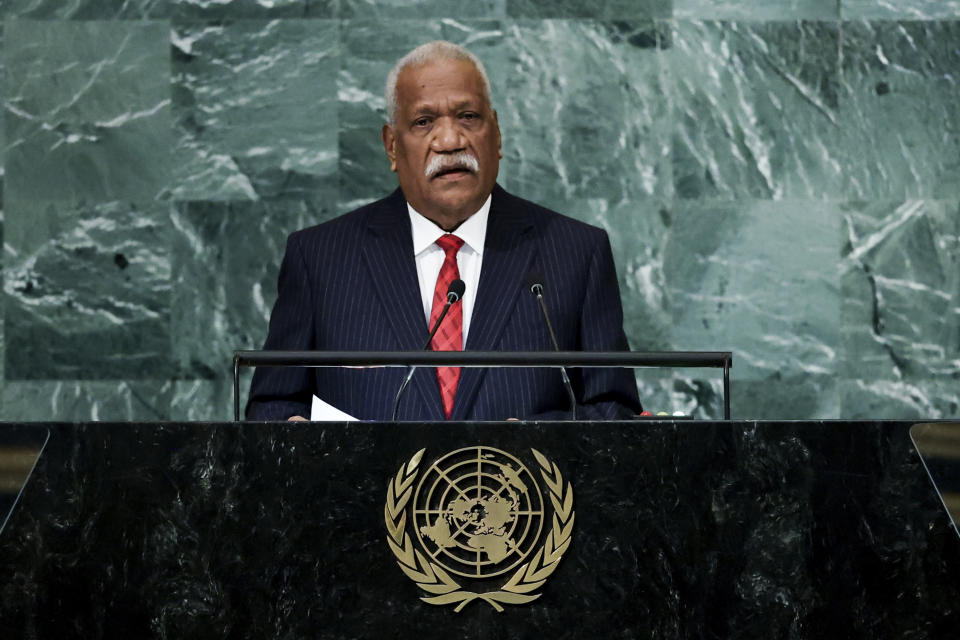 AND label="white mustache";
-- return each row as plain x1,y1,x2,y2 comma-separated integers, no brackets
424,152,479,178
